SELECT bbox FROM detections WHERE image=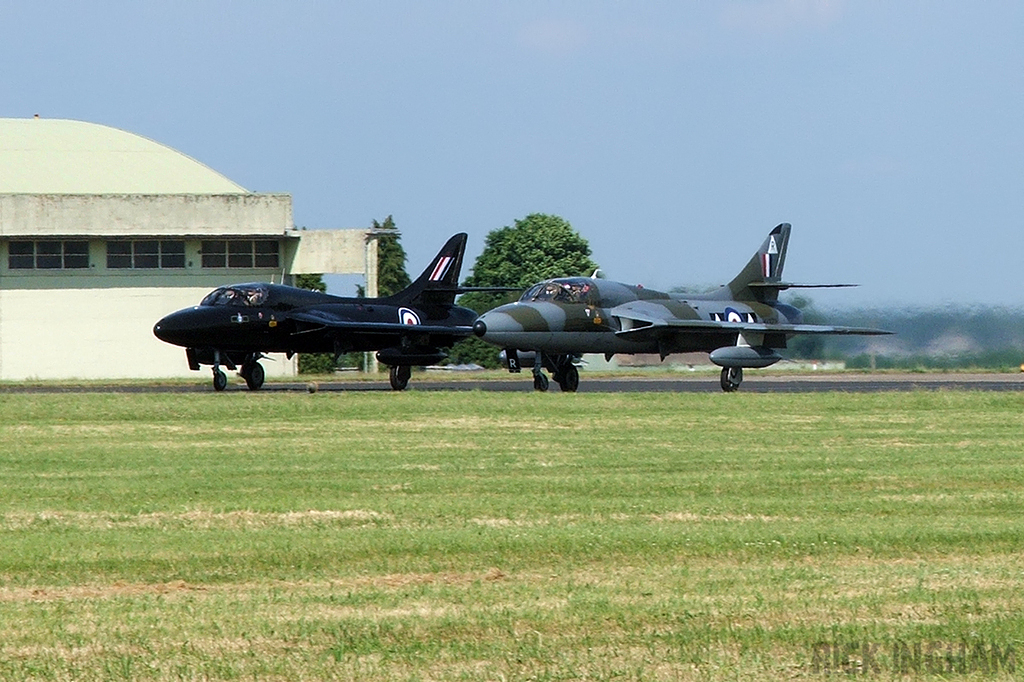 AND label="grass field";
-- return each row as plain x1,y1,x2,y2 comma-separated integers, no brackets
1,390,1022,680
